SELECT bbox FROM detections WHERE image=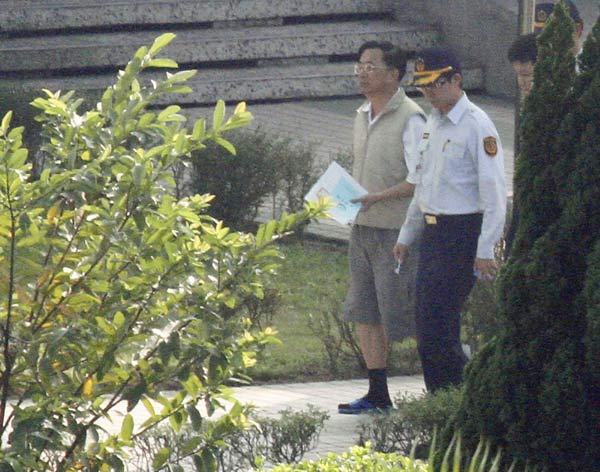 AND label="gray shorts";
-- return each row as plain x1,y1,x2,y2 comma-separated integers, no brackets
343,225,419,341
